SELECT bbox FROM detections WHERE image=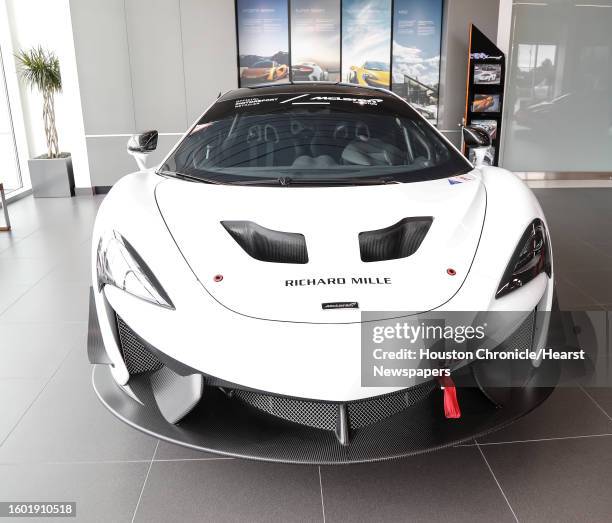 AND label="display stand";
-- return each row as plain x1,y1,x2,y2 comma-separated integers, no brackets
463,25,506,166
0,183,11,232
